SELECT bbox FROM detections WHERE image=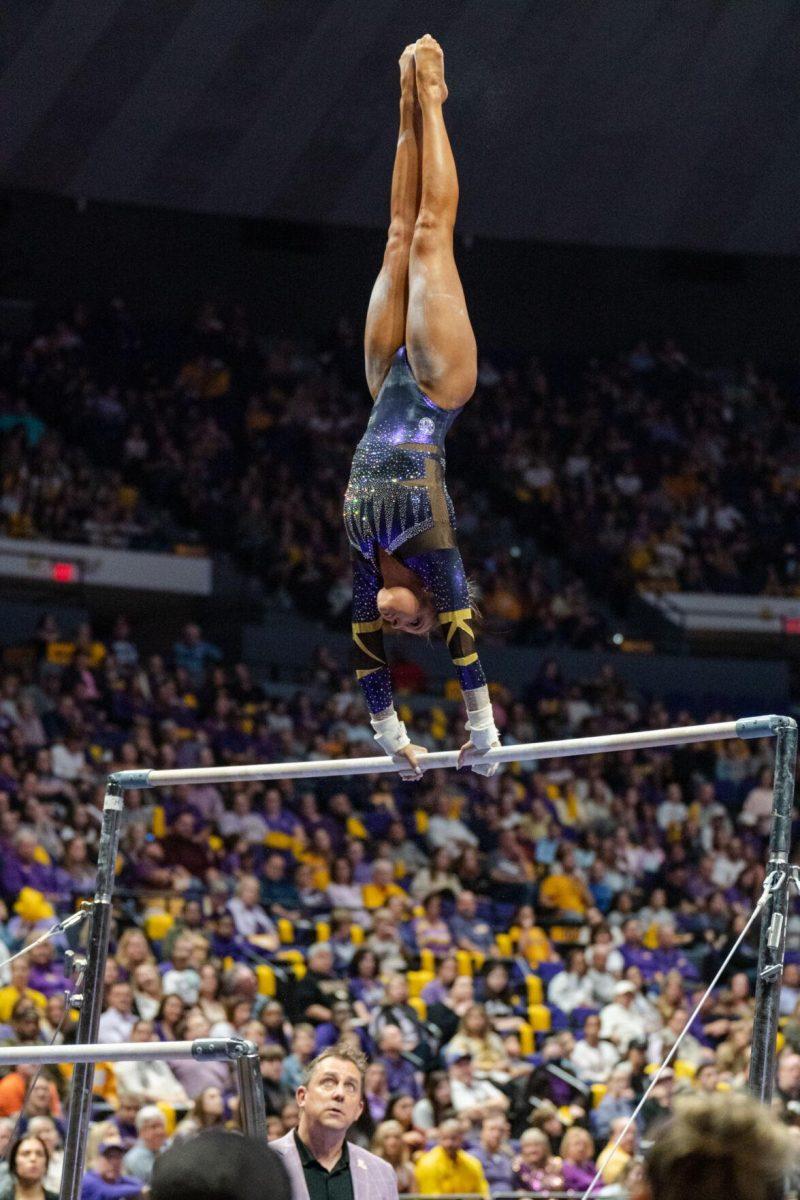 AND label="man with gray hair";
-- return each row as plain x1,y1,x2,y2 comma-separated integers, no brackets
123,1105,168,1183
285,944,347,1025
270,1043,398,1200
